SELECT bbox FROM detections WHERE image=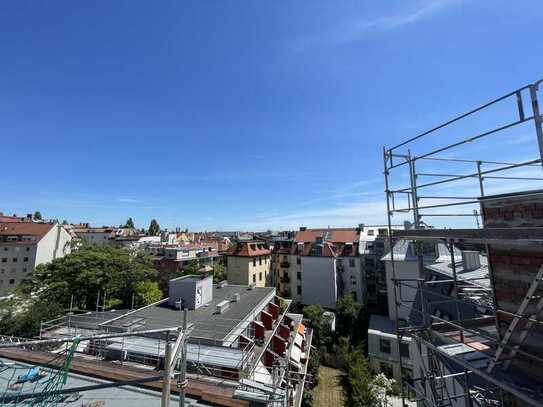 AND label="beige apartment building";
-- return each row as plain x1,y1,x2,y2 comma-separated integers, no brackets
0,222,73,297
225,241,271,287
